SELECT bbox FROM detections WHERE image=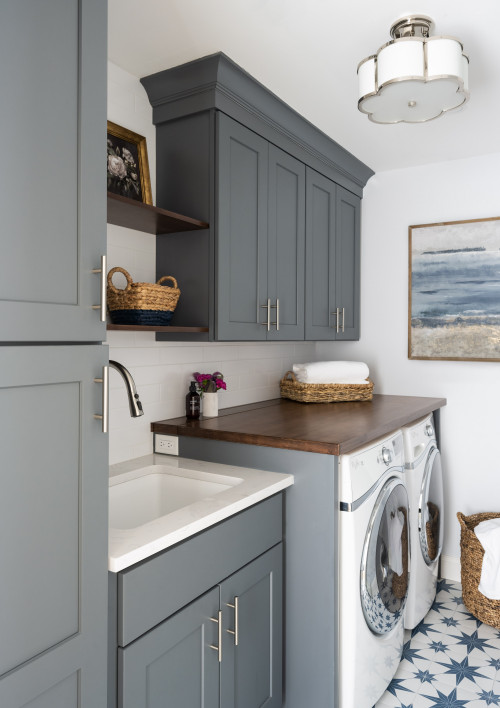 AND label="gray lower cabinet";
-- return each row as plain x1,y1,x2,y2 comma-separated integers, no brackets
0,0,107,342
217,113,305,341
0,345,109,708
110,496,283,708
305,168,361,340
119,588,220,708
